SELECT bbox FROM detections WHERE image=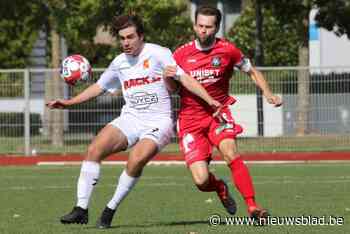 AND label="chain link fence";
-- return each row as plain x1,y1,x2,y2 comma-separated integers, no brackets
1,67,350,155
